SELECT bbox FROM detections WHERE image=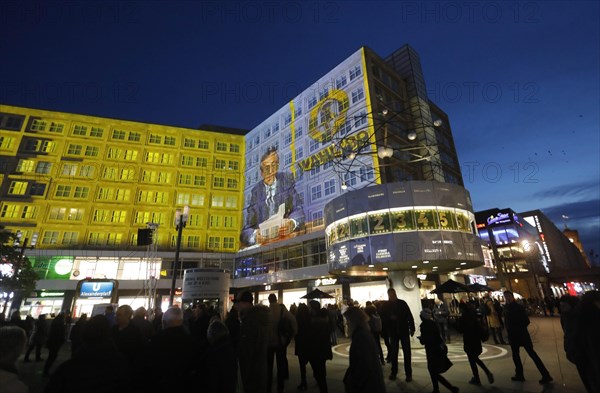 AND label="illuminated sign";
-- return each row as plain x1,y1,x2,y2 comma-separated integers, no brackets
315,278,338,286
468,275,487,285
40,292,65,298
486,212,511,226
79,281,114,298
